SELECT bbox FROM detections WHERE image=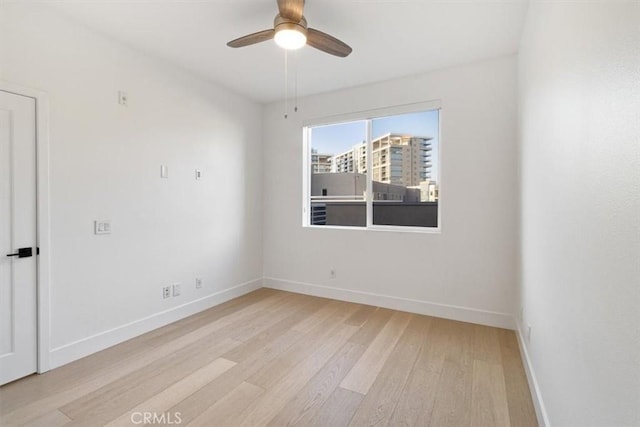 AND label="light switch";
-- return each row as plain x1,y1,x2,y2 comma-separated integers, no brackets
94,220,111,235
195,169,202,180
118,91,128,106
160,165,169,178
